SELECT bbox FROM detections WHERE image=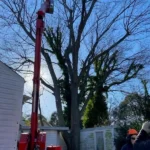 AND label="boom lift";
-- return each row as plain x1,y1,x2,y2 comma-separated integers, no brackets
18,0,54,149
